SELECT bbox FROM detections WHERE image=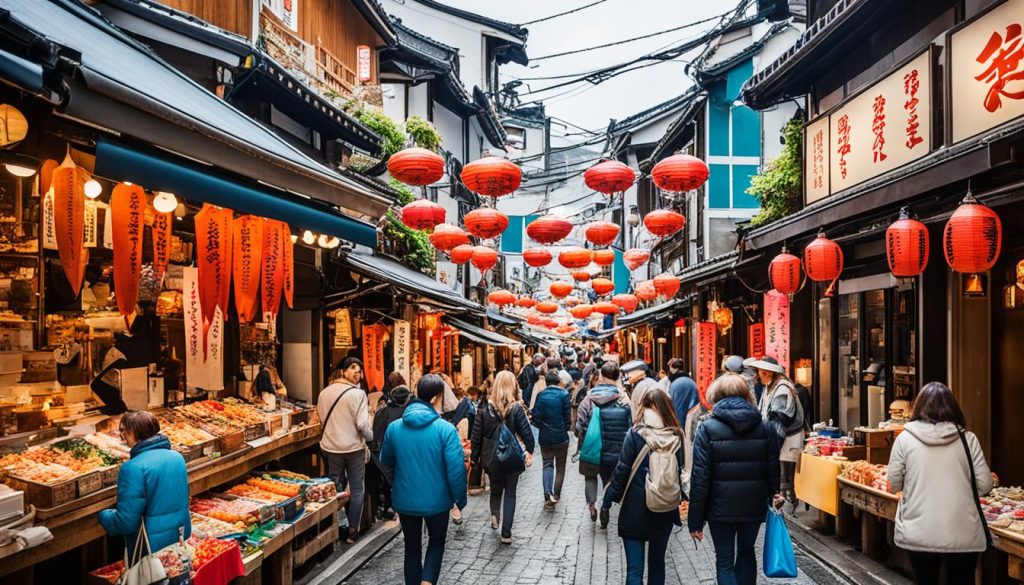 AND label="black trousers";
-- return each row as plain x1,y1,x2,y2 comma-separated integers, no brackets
907,551,978,585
